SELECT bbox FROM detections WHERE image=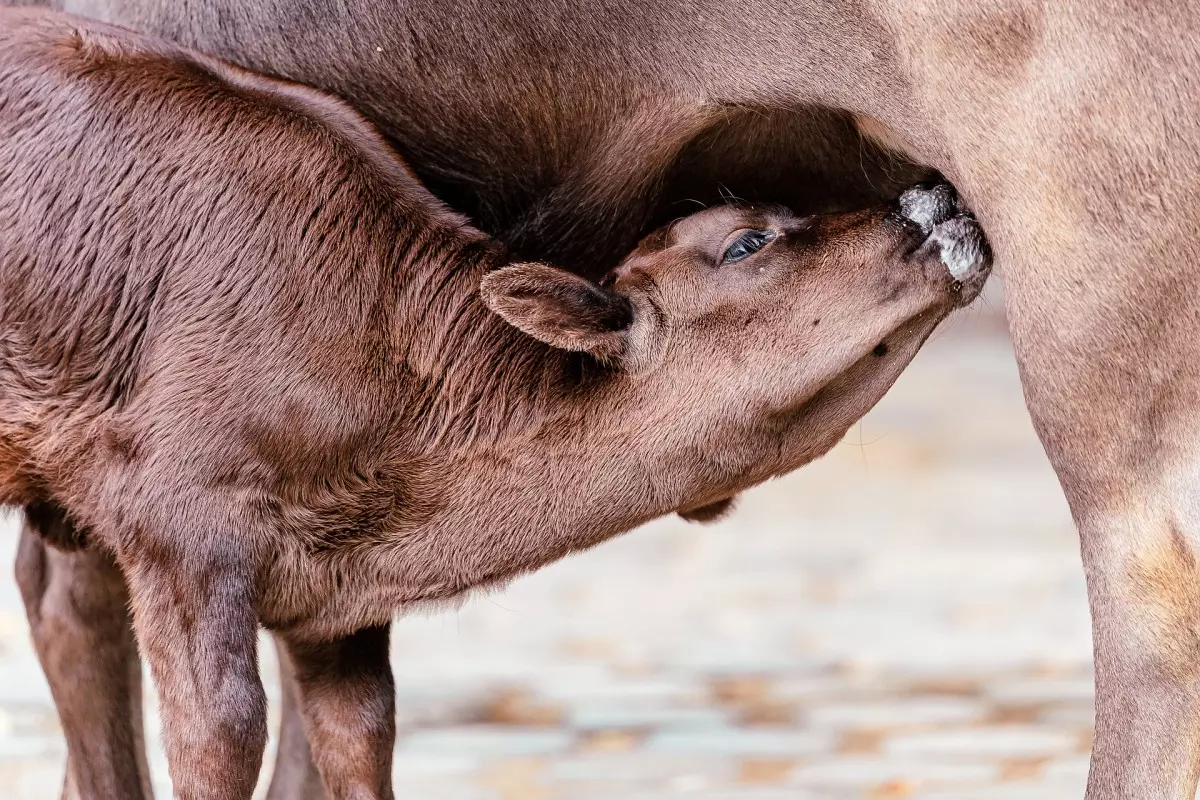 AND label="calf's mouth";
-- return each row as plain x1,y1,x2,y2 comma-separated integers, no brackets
792,182,993,451
893,182,992,306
